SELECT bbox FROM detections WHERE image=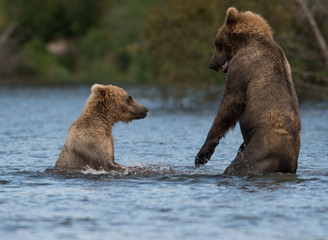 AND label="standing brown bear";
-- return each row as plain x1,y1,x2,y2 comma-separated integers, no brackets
195,7,301,176
55,84,148,172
